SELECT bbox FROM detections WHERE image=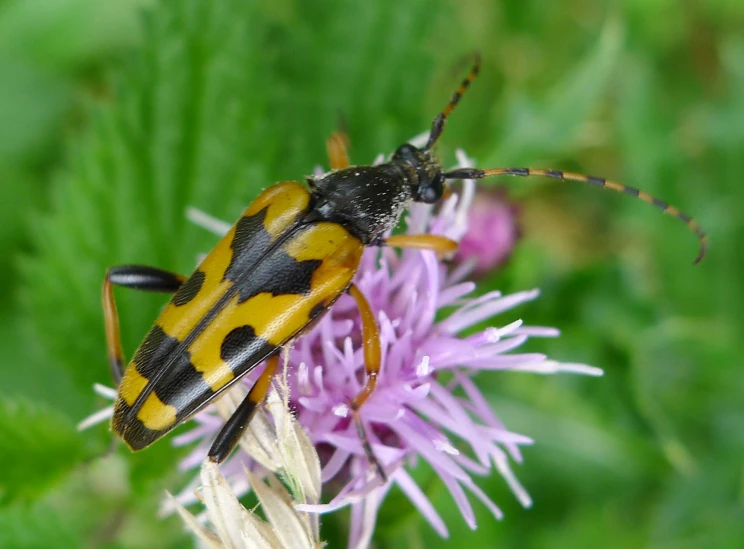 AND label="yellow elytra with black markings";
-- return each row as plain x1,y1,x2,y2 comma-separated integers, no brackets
102,55,706,473
110,182,363,451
